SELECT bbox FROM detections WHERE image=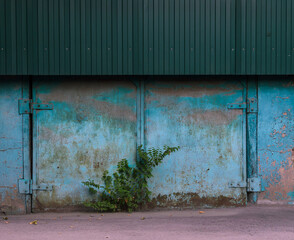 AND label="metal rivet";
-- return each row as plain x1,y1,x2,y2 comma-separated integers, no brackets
38,105,40,107
46,186,48,189
108,48,110,51
1,48,3,51
129,48,132,51
170,48,173,51
66,48,69,51
239,105,241,107
251,188,254,191
191,48,193,51
44,48,47,51
24,48,26,51
242,48,245,51
25,190,27,193
149,48,152,51
24,100,27,103
25,181,28,184
232,48,235,51
251,179,254,183
272,48,275,50
38,185,40,188
25,110,28,113
231,105,233,107
251,108,254,111
88,48,90,50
